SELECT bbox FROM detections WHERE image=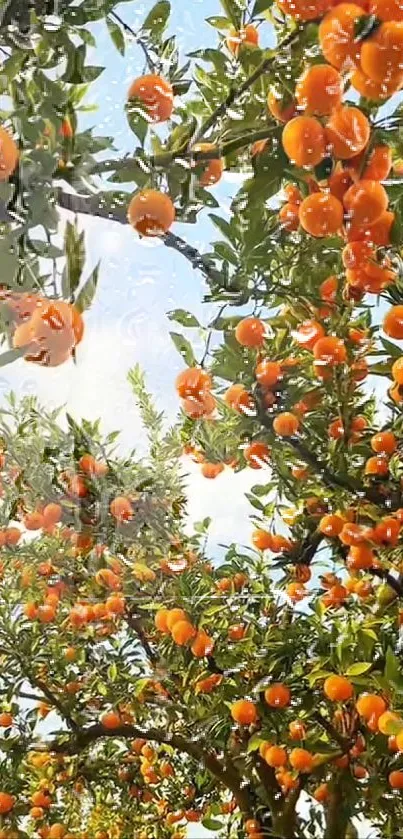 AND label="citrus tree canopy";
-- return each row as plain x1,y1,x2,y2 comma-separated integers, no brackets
2,0,403,838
